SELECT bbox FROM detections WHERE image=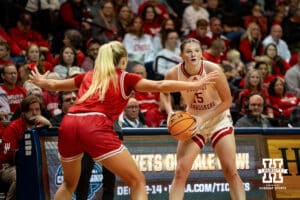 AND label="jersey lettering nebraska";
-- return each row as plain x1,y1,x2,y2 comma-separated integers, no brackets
178,61,232,128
